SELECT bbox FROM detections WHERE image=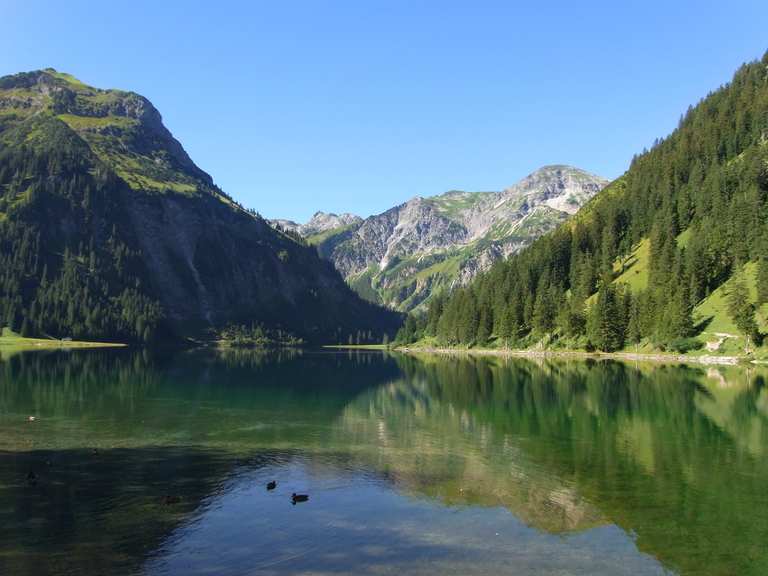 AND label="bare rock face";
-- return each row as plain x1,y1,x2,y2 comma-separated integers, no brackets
270,212,362,238
273,166,608,312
